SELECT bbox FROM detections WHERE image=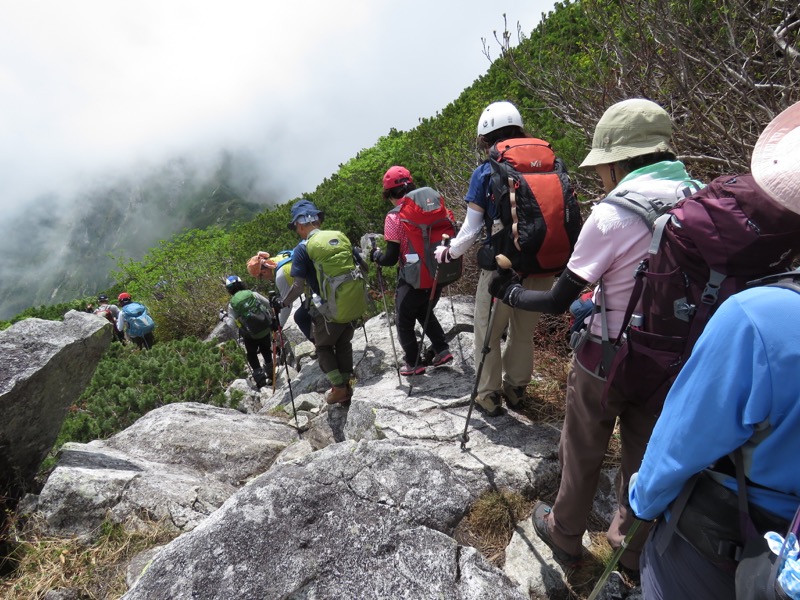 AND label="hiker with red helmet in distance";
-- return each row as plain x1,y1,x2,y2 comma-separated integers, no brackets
628,101,800,600
434,100,580,417
94,294,125,343
116,292,156,349
488,99,703,574
369,166,455,376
